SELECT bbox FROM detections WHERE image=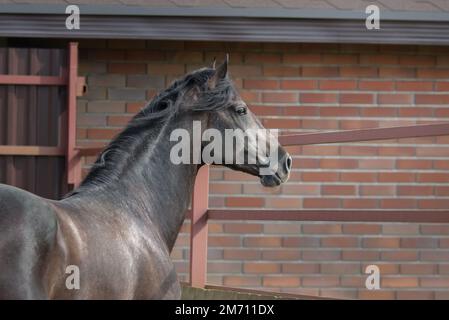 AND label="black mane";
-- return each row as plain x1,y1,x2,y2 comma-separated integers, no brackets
71,67,236,194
